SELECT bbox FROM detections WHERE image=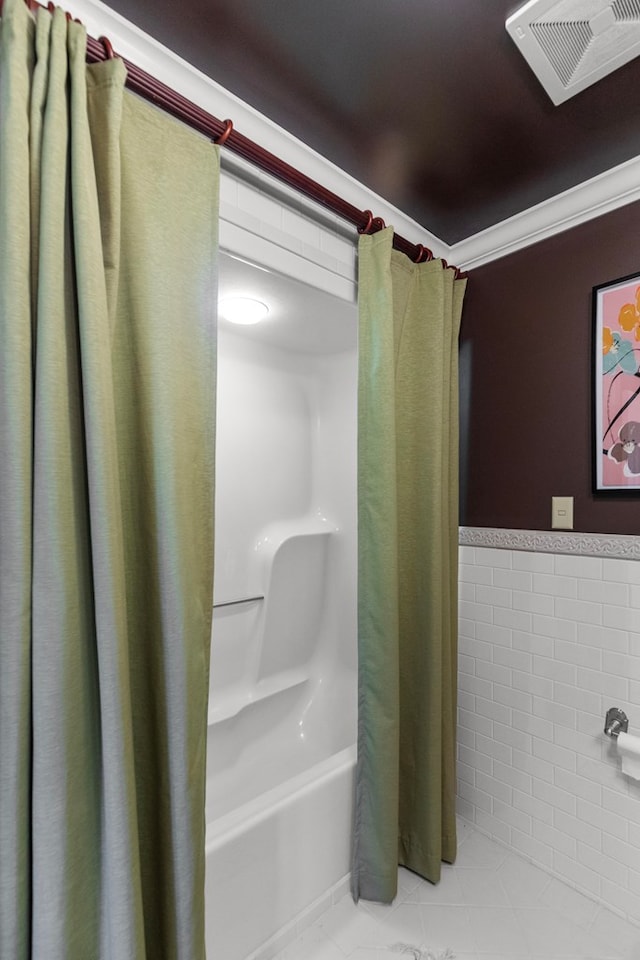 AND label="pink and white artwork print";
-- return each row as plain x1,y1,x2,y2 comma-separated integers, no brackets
595,273,640,492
